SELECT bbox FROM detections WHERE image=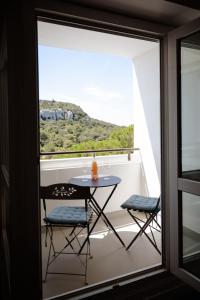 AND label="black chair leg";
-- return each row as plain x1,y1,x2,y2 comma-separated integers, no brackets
44,227,54,282
126,211,161,254
43,225,92,284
